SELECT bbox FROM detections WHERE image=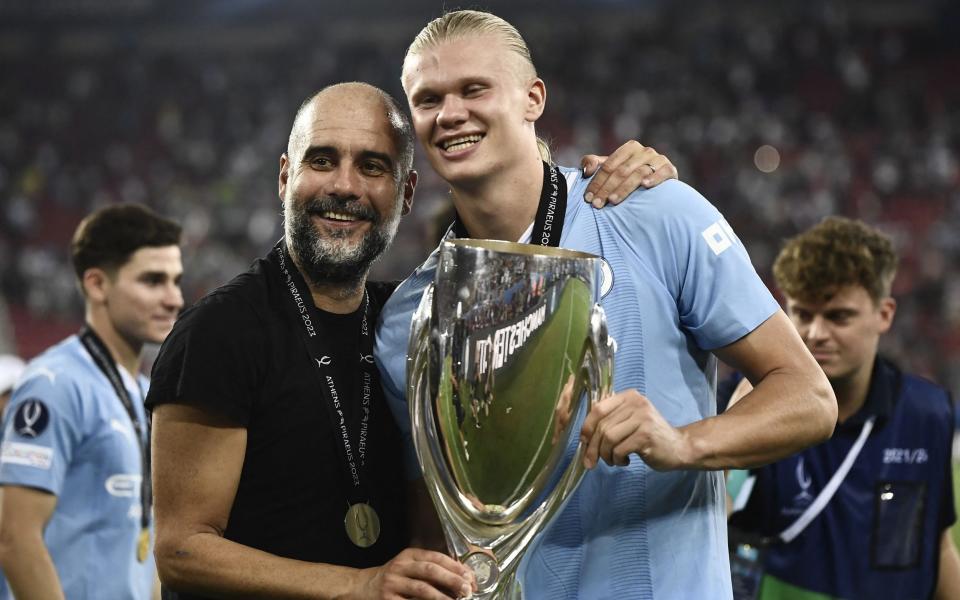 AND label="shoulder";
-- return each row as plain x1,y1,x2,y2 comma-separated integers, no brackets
562,165,720,226
16,338,92,396
367,280,400,311
375,250,440,390
7,338,93,422
898,370,952,421
380,249,440,323
608,181,724,234
173,260,273,337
